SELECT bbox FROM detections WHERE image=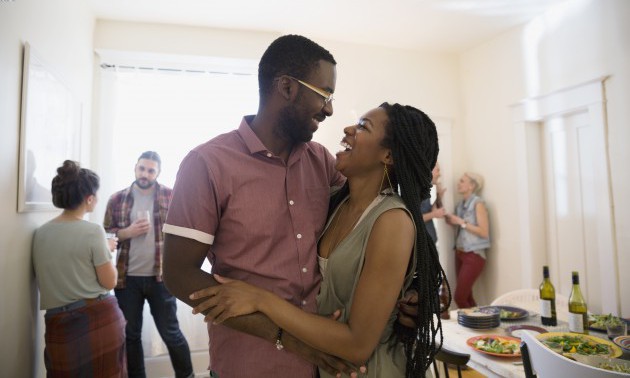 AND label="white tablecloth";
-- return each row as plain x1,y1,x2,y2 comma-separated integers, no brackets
440,310,527,378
